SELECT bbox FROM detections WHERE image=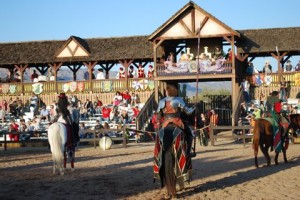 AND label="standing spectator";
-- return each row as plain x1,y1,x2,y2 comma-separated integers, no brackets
137,64,145,78
147,65,154,78
96,68,106,80
295,60,300,71
101,105,111,122
210,109,219,135
8,119,19,141
31,70,38,82
30,94,38,115
246,62,254,75
83,70,89,80
128,65,136,78
116,67,125,79
279,77,287,102
241,78,250,104
262,60,272,73
0,106,5,124
284,60,293,72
